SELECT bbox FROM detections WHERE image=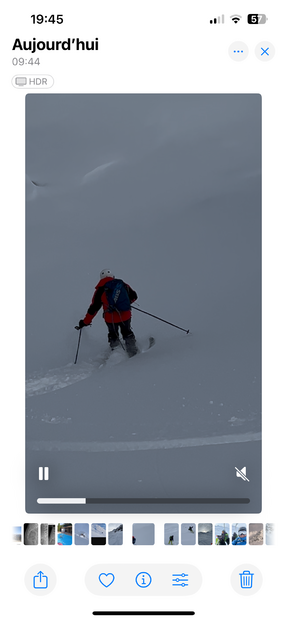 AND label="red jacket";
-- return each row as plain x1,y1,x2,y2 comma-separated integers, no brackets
83,277,137,325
